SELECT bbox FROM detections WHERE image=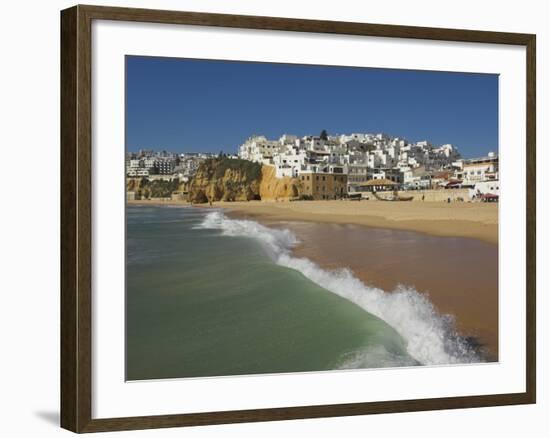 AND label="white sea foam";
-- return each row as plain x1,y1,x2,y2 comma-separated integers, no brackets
197,211,481,366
